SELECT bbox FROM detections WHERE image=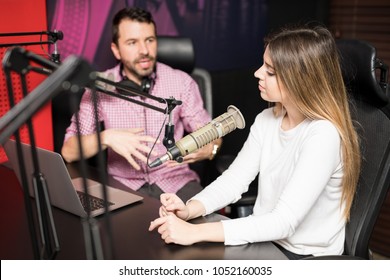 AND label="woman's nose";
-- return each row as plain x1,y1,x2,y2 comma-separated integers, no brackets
254,65,264,80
